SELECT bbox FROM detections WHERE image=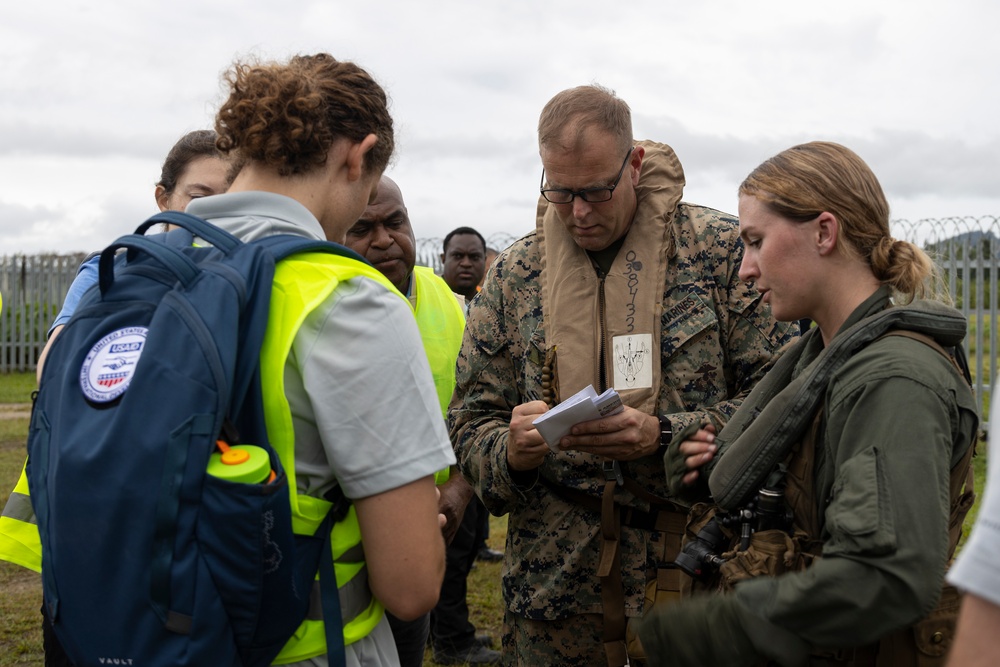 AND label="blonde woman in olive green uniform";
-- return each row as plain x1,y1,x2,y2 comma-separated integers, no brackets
639,142,979,667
